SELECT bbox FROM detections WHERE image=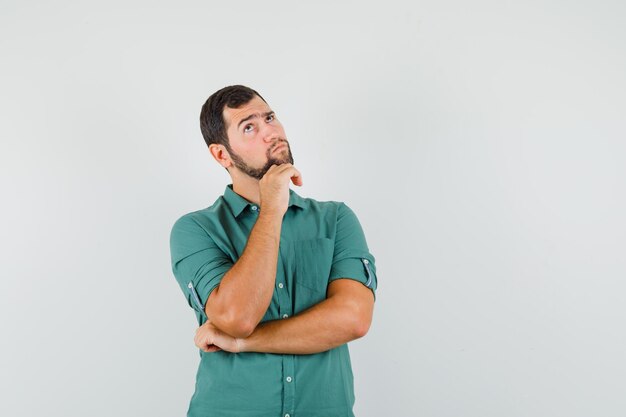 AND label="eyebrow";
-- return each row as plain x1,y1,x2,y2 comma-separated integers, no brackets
237,111,274,129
